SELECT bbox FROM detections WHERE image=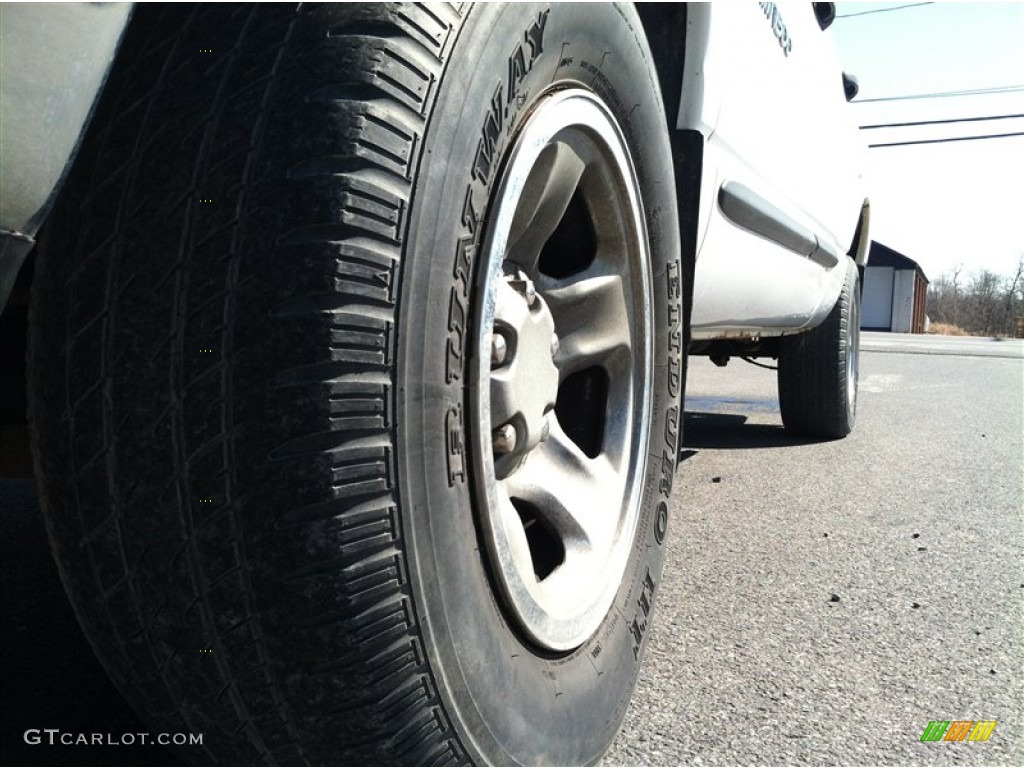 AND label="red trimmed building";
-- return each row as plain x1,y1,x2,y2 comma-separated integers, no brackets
862,242,929,333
